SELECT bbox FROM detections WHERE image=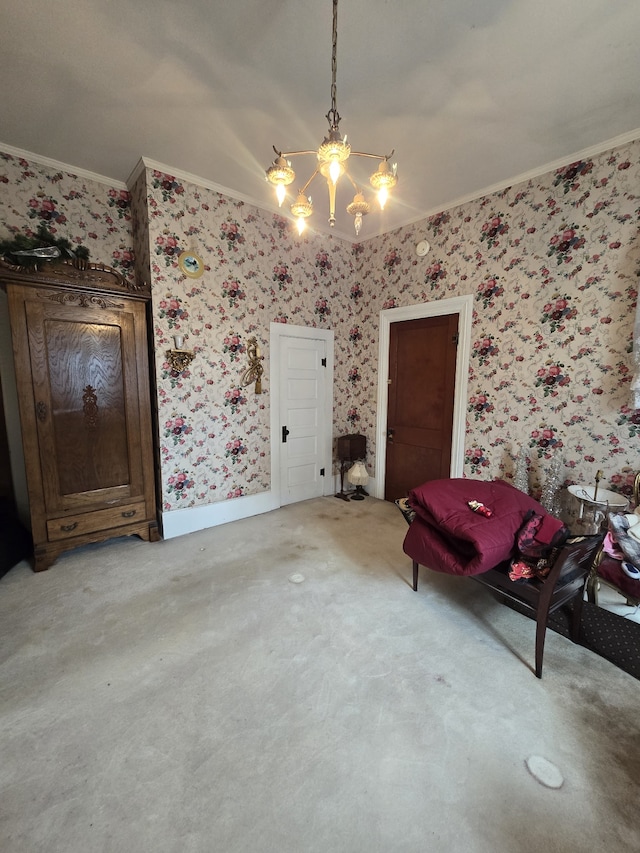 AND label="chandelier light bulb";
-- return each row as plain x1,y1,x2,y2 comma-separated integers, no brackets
291,190,313,237
378,186,389,210
275,183,286,207
346,191,370,235
329,159,342,184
